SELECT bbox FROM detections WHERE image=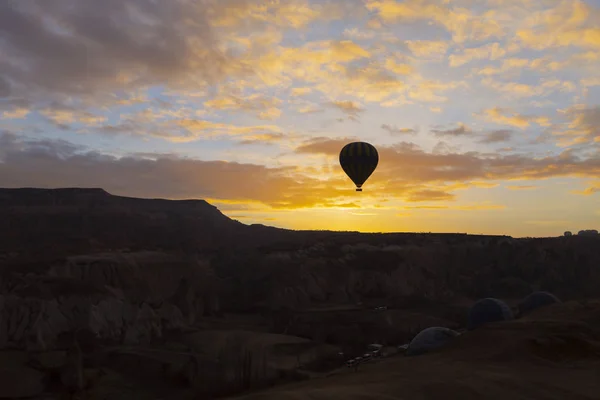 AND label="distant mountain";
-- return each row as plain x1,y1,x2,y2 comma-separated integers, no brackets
0,188,513,259
0,187,248,256
0,188,380,257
